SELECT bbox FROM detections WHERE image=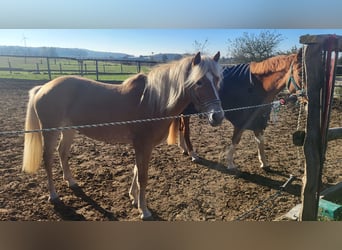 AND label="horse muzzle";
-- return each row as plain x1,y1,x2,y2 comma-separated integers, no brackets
202,100,224,127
